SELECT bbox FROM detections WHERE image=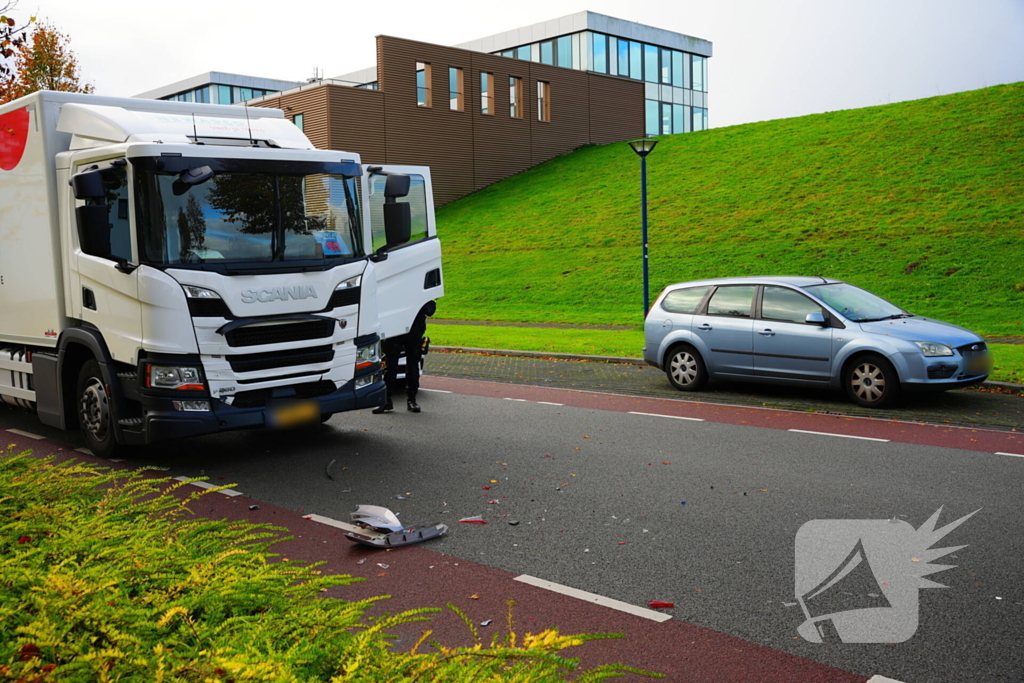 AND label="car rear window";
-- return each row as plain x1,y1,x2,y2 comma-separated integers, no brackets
661,286,710,314
706,286,755,318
